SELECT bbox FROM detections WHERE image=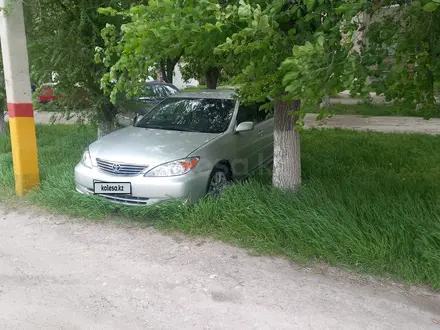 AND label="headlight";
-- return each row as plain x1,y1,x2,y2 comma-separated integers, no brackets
81,149,92,168
144,157,200,177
